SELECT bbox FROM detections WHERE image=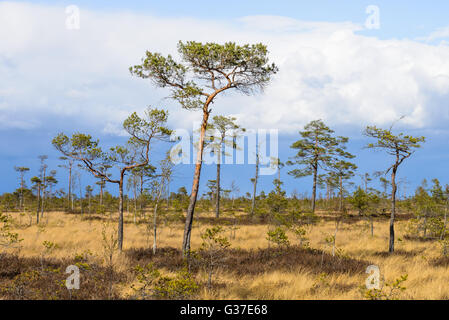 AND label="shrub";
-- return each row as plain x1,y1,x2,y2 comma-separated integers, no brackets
361,274,408,300
200,226,231,288
0,211,22,249
132,263,198,300
266,227,290,248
